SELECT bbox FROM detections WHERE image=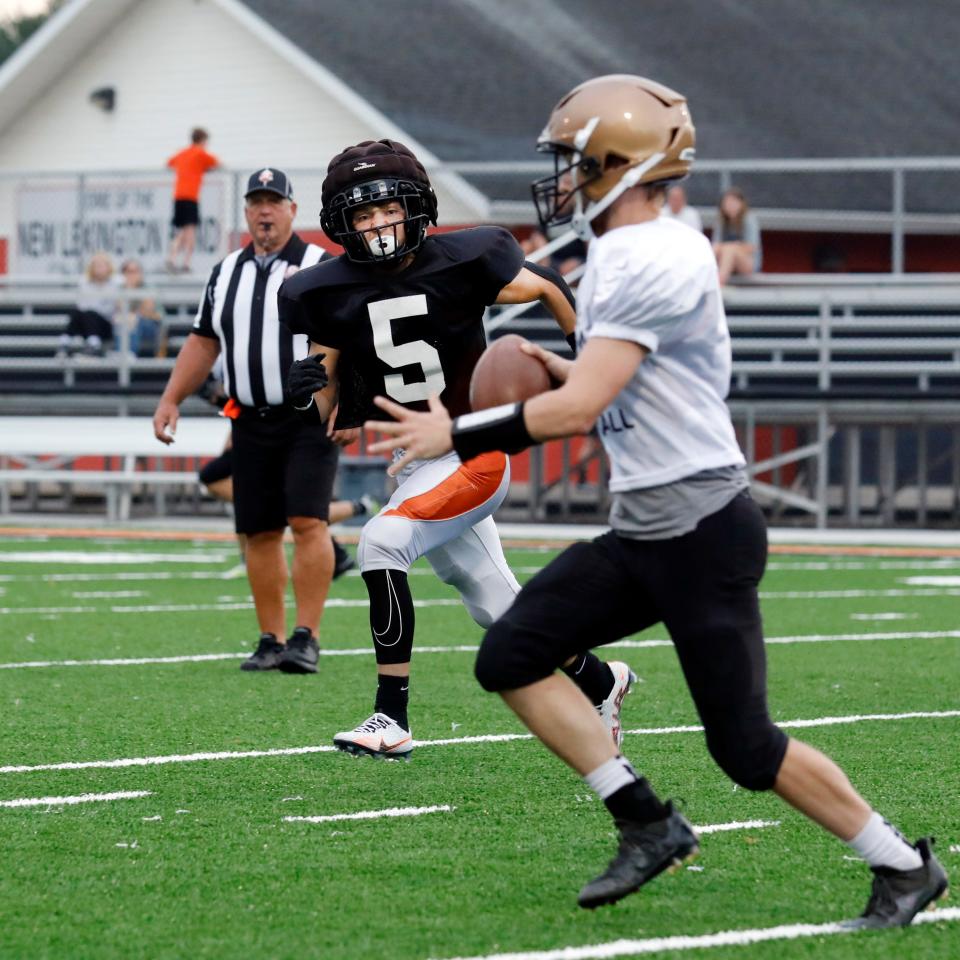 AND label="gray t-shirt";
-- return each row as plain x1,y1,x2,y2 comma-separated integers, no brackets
76,279,117,318
610,464,749,540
